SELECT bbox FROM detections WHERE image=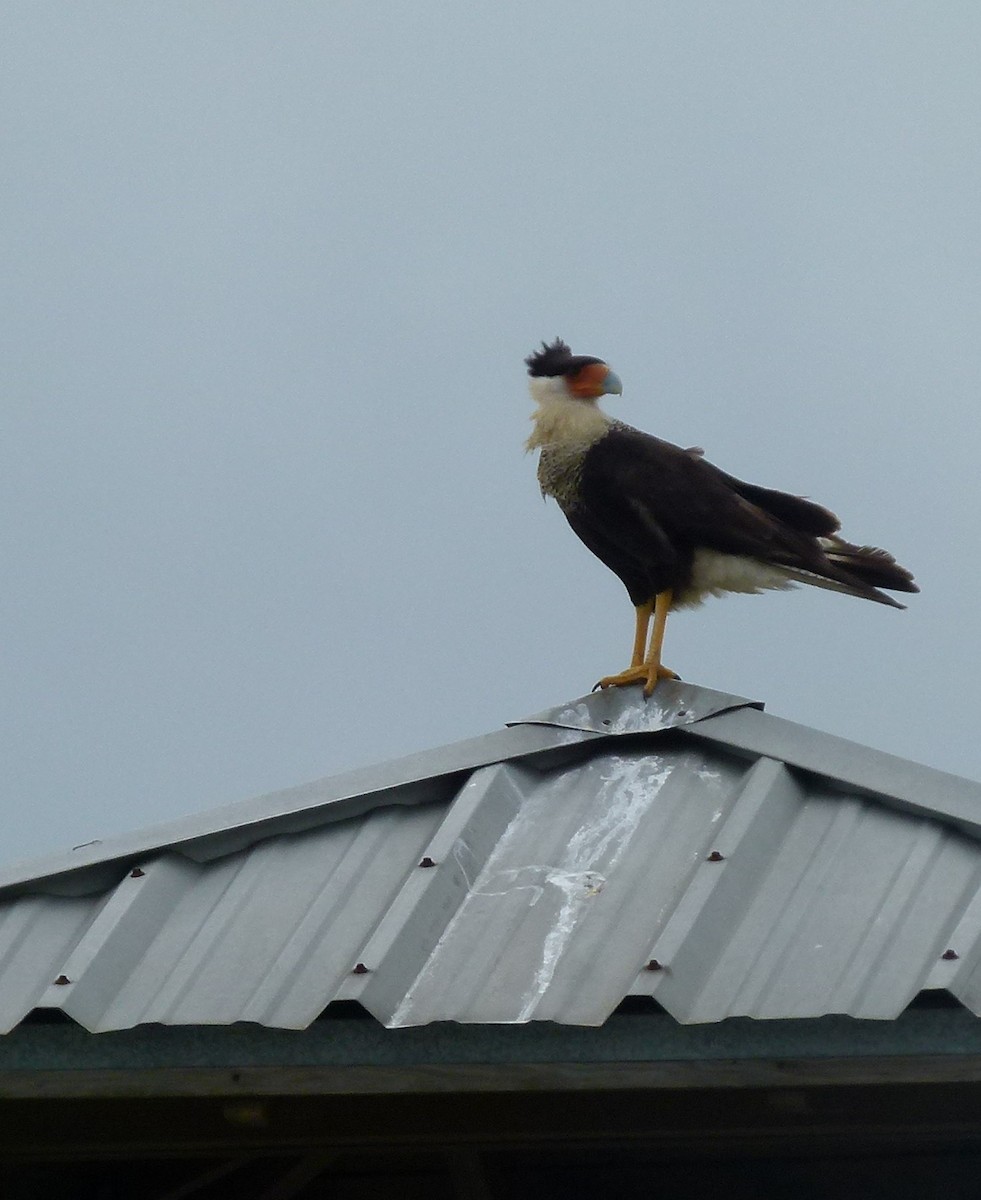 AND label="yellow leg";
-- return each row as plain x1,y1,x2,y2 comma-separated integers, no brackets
595,594,677,695
642,589,674,697
630,601,653,667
